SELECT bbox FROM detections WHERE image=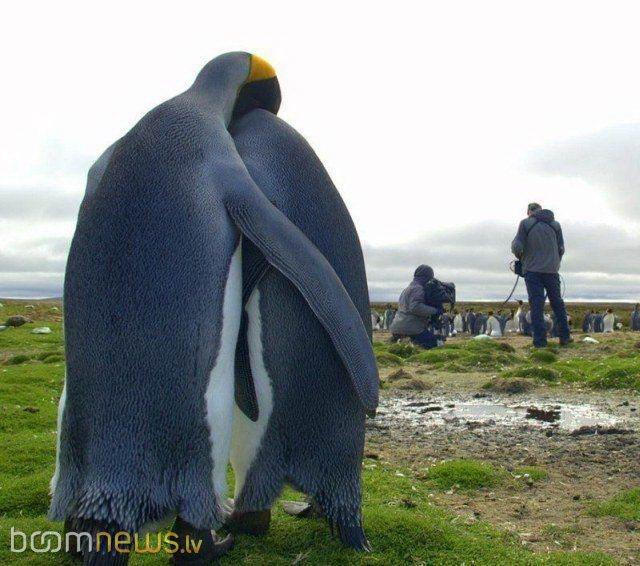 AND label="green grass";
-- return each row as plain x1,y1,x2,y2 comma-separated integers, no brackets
423,459,506,491
0,302,618,564
498,341,640,391
375,340,522,373
505,366,560,382
588,488,640,522
529,349,558,364
514,467,548,483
